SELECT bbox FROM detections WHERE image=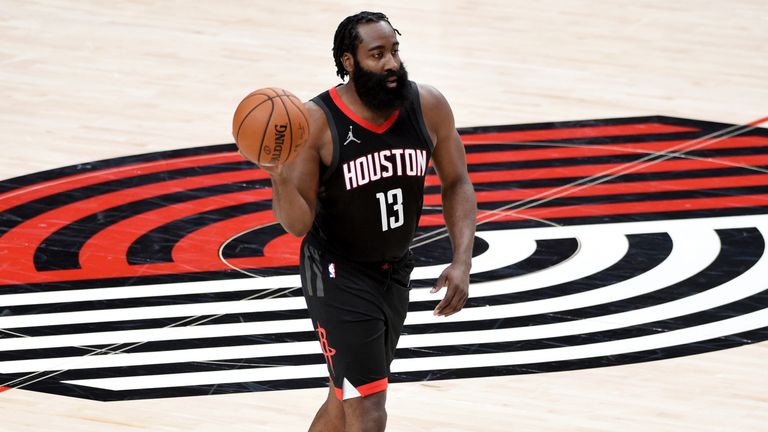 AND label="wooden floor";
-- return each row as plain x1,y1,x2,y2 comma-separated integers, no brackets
1,0,767,430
